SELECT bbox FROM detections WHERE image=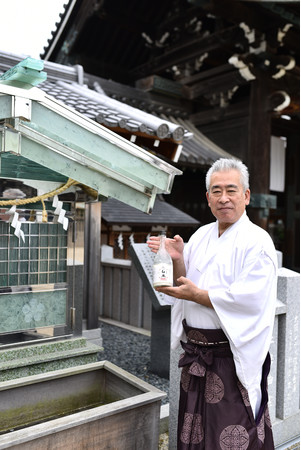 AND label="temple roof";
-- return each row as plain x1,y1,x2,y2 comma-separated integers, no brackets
37,0,299,137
